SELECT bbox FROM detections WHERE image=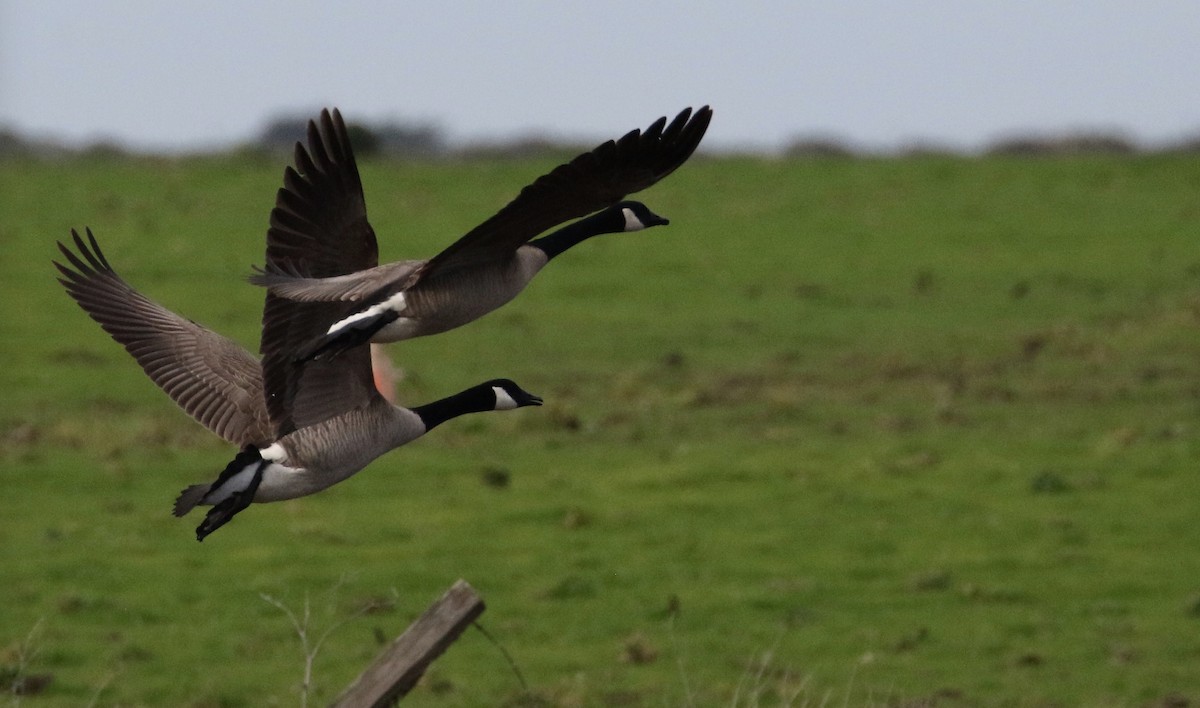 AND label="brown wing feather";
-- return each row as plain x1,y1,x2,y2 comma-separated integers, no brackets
259,109,380,435
418,105,712,278
249,259,423,302
54,228,273,447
